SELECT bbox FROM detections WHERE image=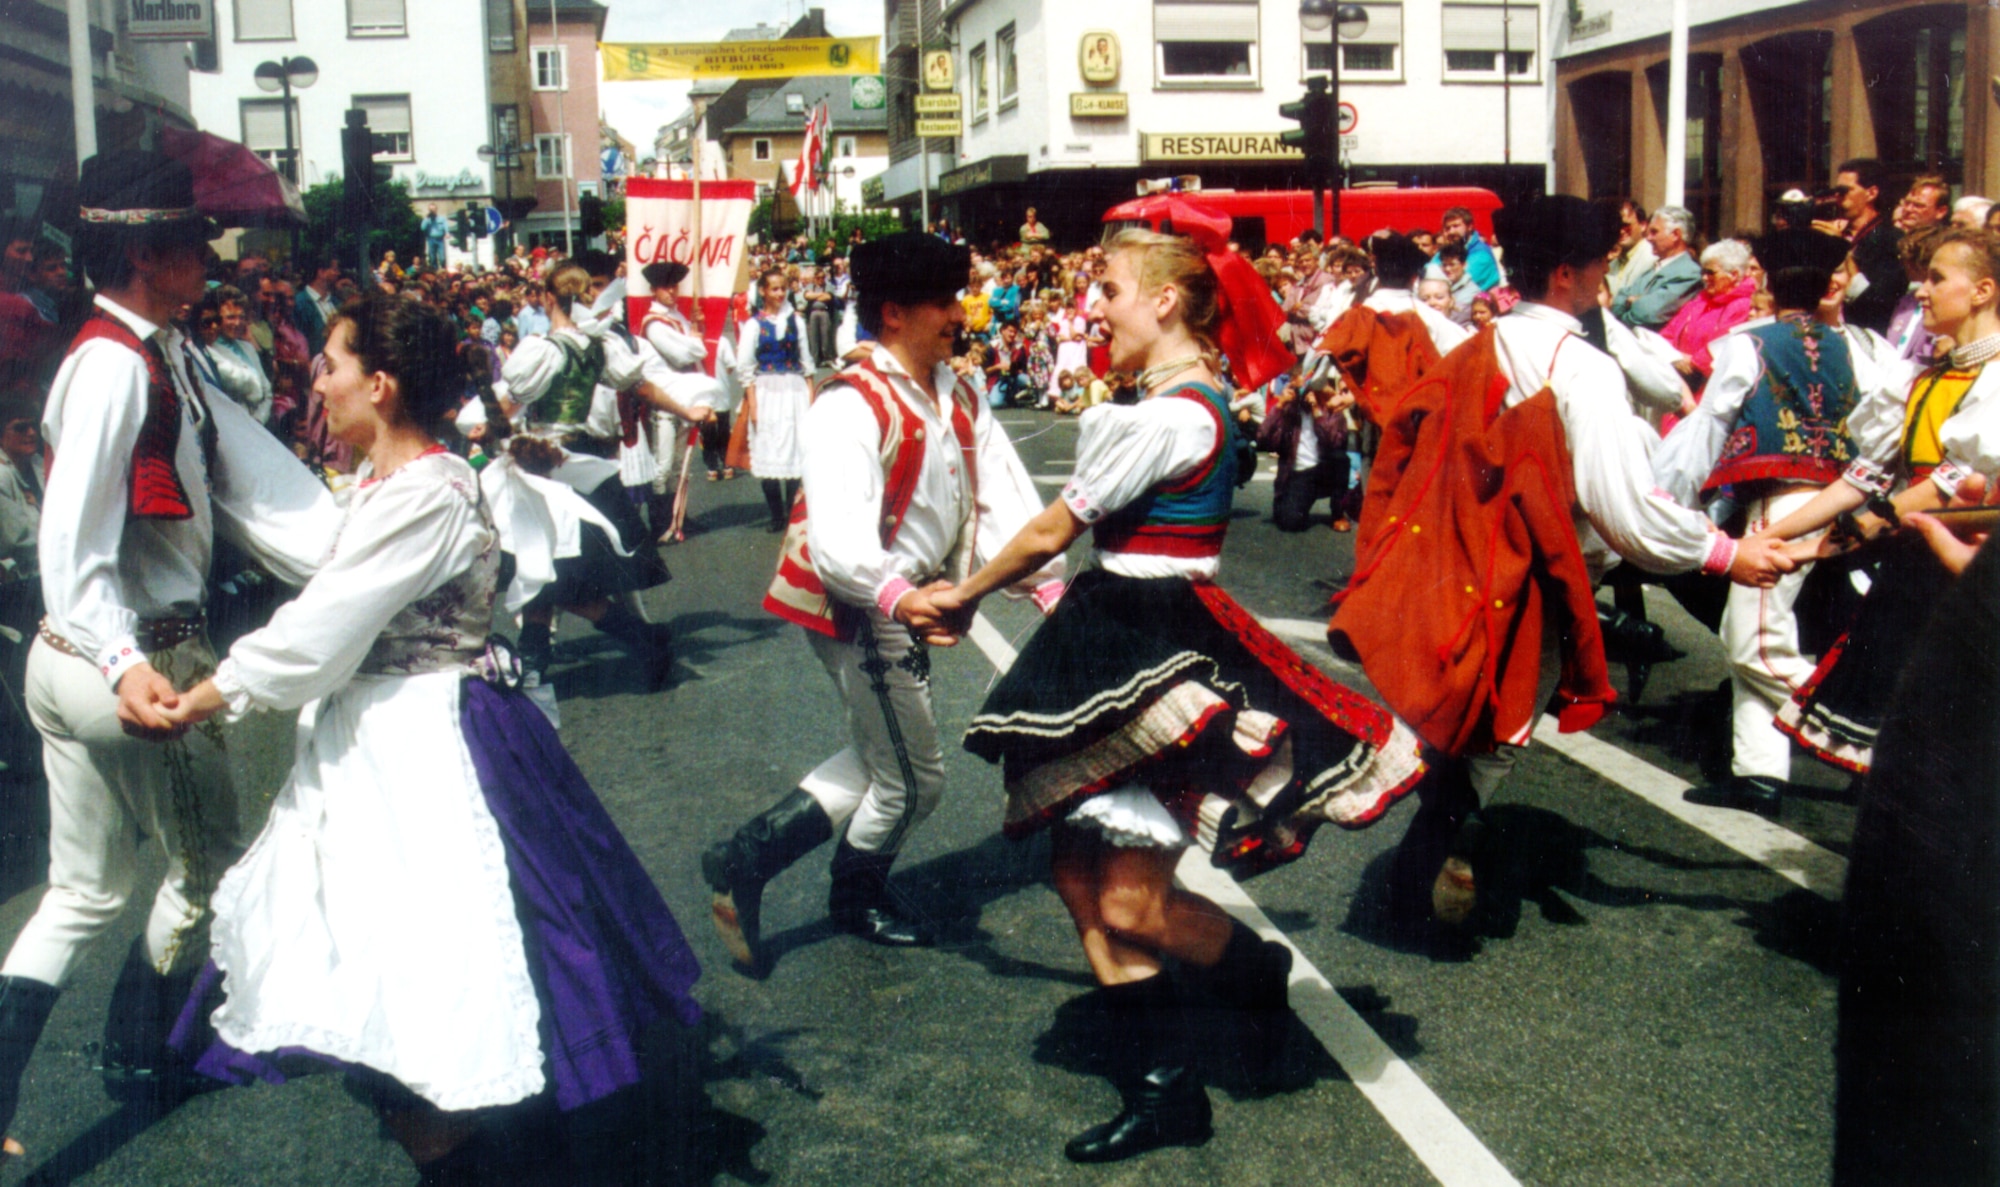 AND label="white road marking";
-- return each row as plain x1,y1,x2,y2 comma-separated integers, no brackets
965,611,1521,1187
1256,618,1849,899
